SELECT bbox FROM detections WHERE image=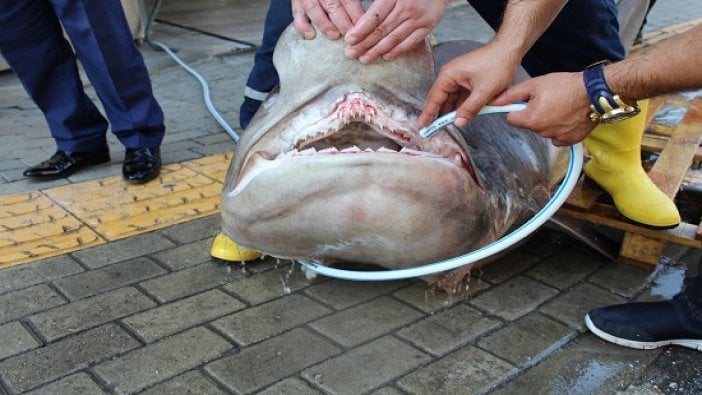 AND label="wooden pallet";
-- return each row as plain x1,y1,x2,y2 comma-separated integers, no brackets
560,95,702,270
